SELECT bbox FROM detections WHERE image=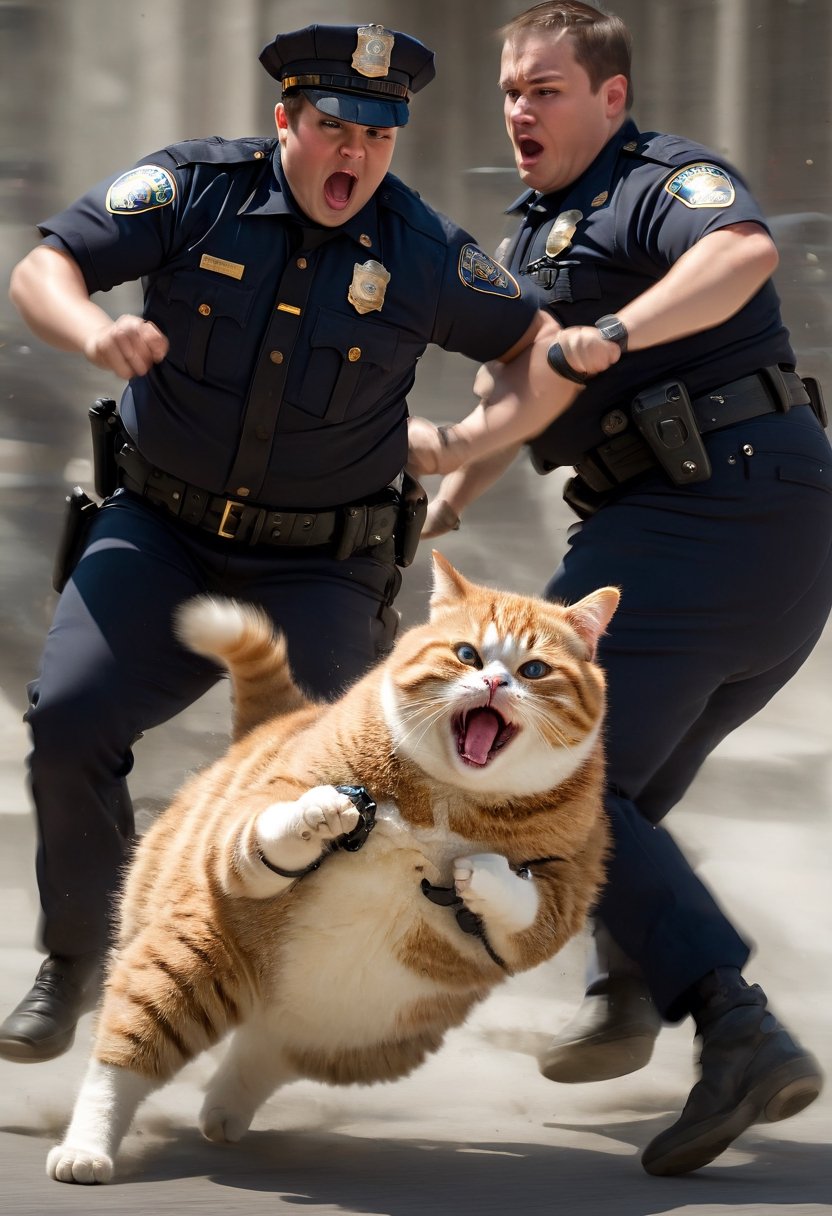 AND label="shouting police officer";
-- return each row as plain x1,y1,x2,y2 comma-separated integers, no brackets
408,0,832,1178
0,23,562,1065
